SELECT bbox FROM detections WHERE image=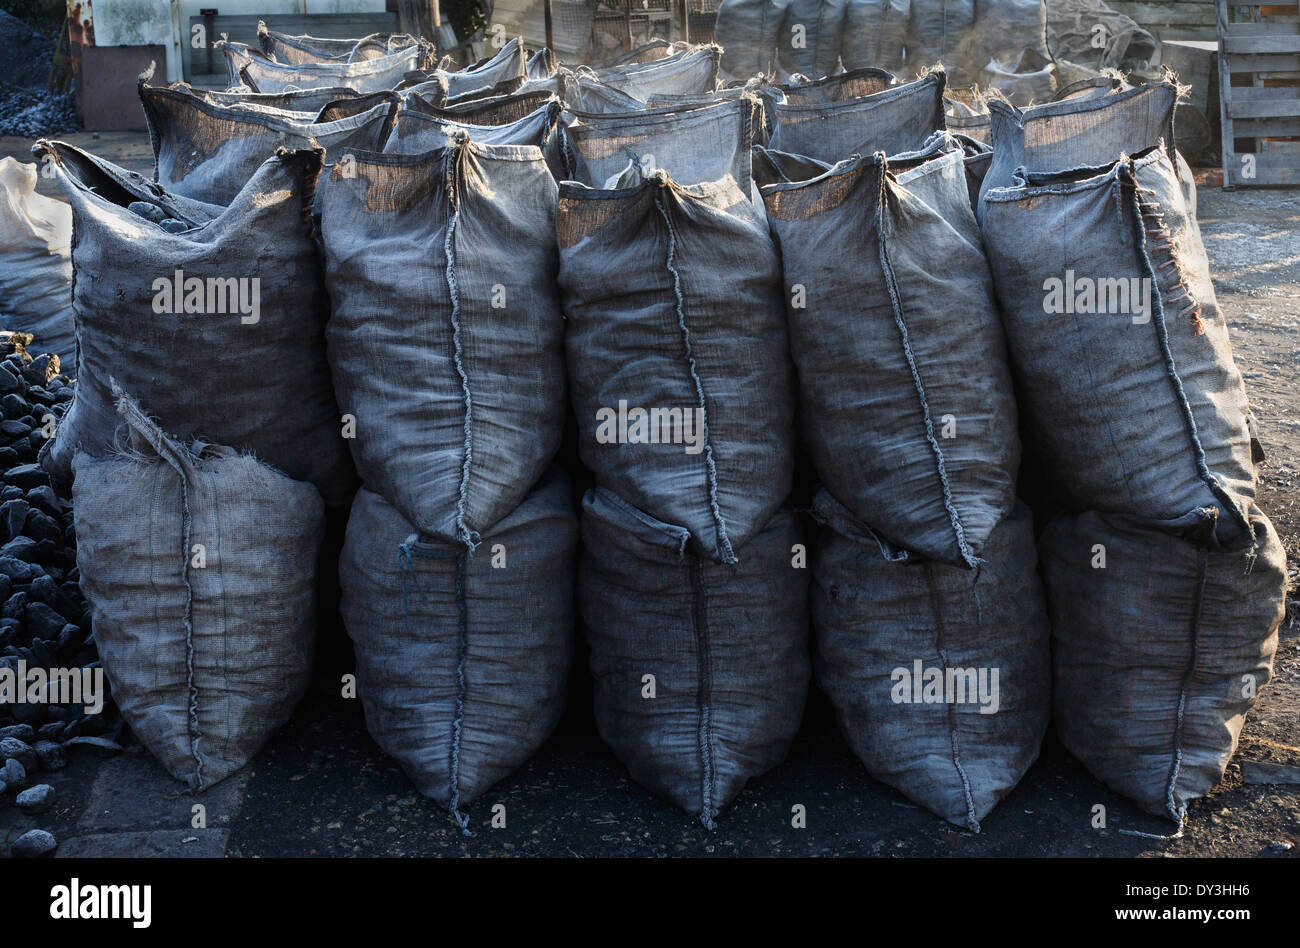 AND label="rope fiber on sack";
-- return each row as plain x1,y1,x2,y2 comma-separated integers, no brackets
689,557,718,830
448,549,472,834
924,561,981,833
395,535,472,834
1121,162,1256,558
114,389,206,789
444,135,482,554
872,153,980,571
653,180,738,565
